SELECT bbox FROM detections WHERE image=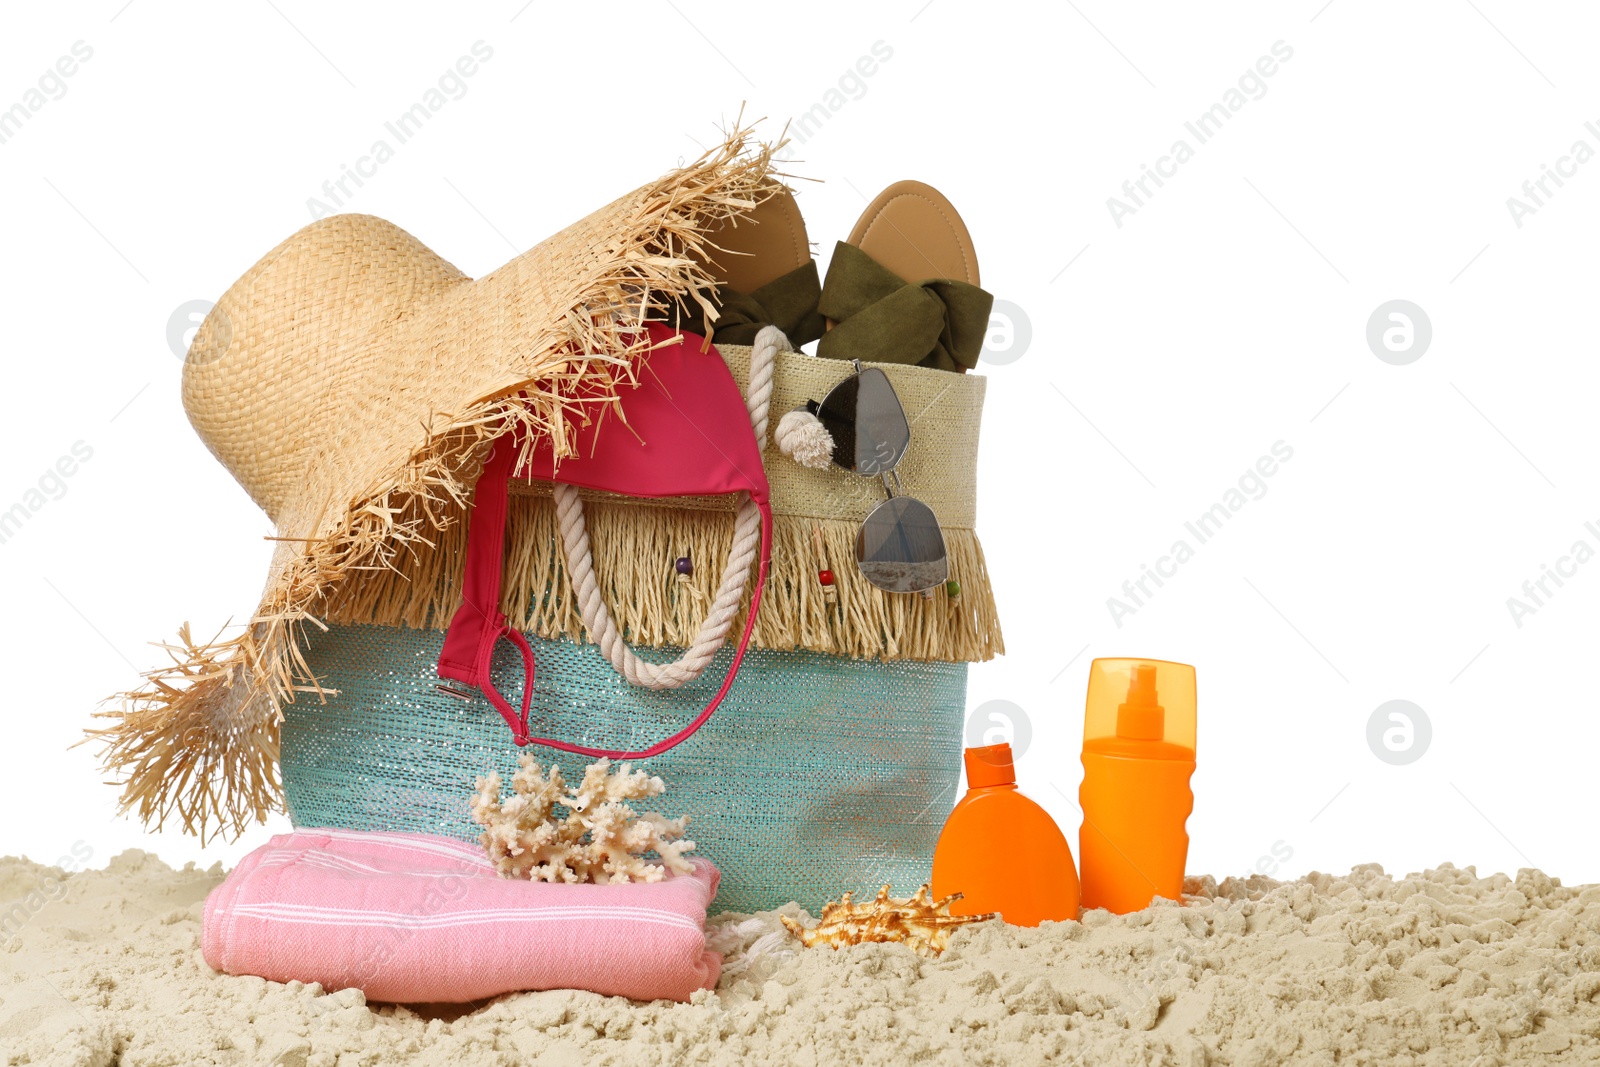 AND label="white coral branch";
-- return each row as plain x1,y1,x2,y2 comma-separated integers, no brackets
468,755,695,884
